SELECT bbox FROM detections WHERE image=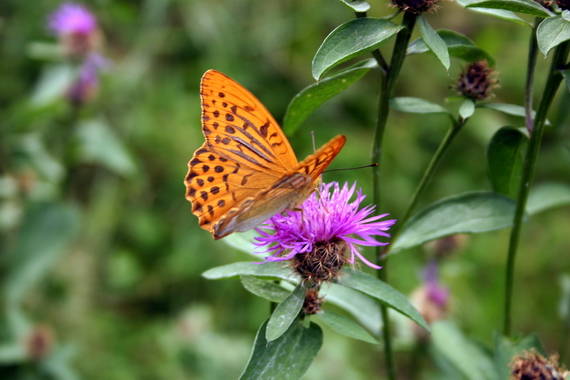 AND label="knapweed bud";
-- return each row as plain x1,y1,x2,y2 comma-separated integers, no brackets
48,3,101,57
67,53,107,106
25,325,55,361
303,288,323,315
455,60,497,101
511,350,569,380
556,0,570,10
292,239,347,284
391,0,439,14
411,262,449,339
